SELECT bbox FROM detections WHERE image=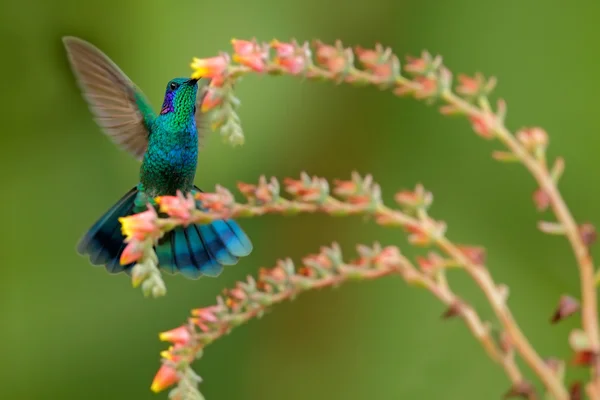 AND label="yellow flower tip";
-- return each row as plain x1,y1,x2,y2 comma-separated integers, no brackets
190,70,203,80
131,267,146,288
158,331,169,342
232,54,241,63
150,364,179,394
150,381,163,394
120,242,142,266
270,39,280,47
